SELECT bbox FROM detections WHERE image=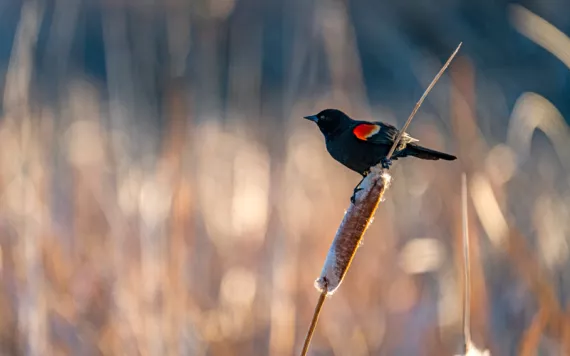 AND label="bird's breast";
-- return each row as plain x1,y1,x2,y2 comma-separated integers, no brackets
325,135,385,175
